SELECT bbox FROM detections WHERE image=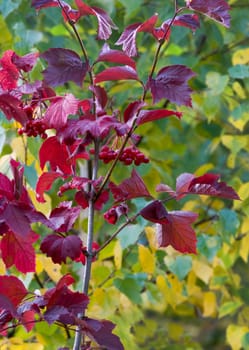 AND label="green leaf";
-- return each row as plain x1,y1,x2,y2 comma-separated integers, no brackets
229,65,249,79
242,333,249,348
197,234,222,261
218,208,240,243
118,224,144,249
0,0,20,18
219,300,243,318
118,0,143,19
167,256,192,281
114,277,142,304
206,72,229,95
